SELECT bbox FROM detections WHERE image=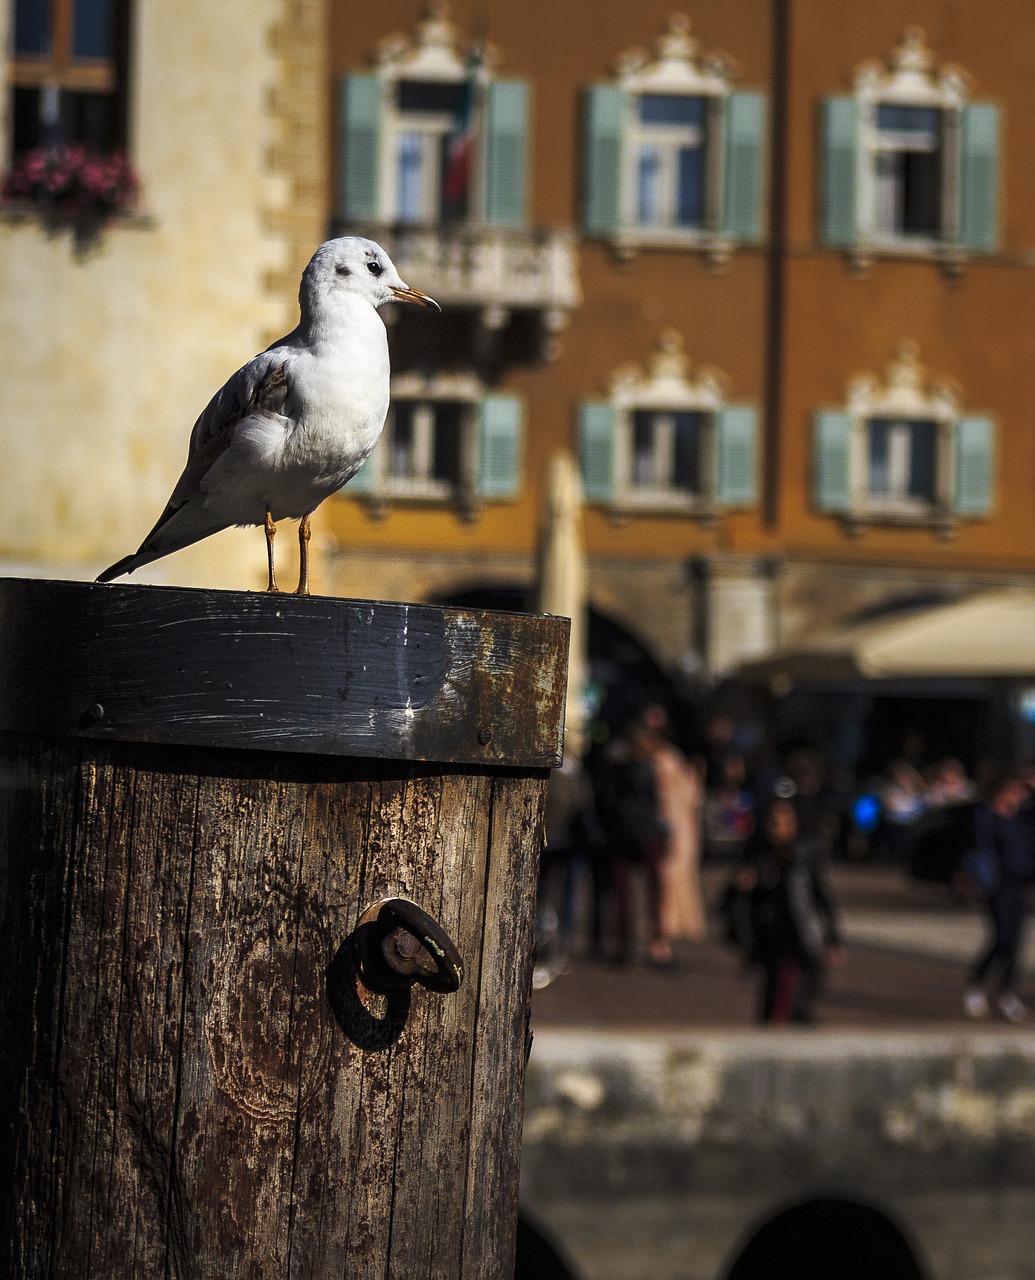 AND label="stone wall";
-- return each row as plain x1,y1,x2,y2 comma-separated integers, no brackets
522,1028,1035,1280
